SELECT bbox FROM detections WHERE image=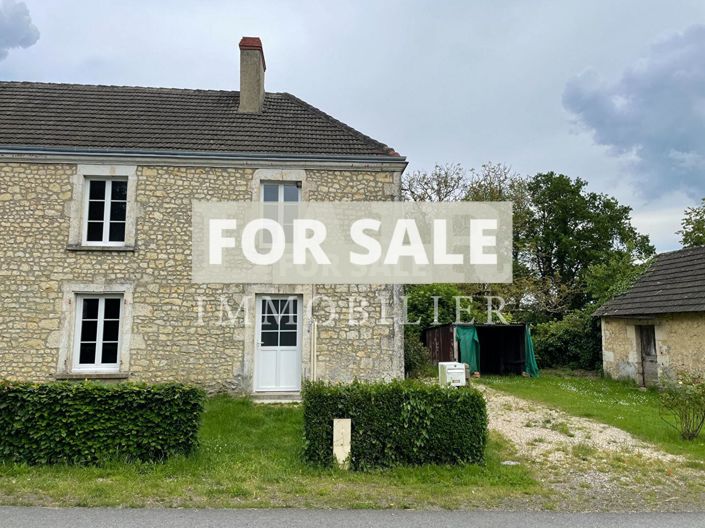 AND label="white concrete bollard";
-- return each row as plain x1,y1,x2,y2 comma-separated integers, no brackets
333,418,351,469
